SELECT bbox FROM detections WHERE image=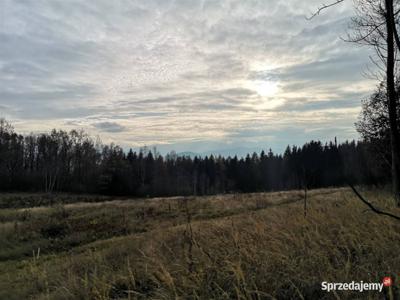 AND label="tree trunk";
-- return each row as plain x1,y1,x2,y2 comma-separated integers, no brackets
304,184,307,217
385,0,400,206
